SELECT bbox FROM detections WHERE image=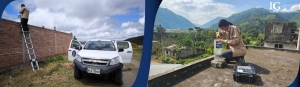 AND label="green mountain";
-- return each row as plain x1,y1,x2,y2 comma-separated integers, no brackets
124,35,144,45
155,7,196,29
207,8,300,30
290,13,300,26
201,17,226,28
